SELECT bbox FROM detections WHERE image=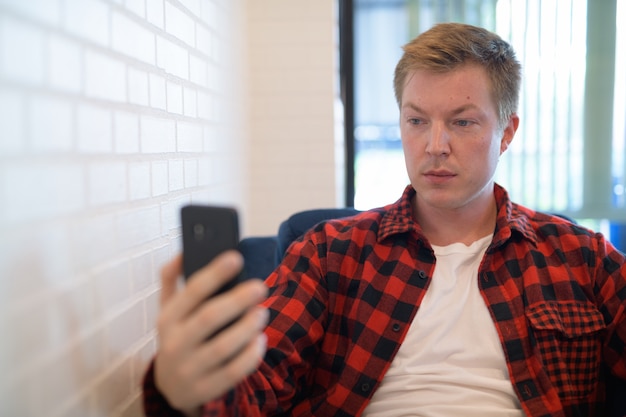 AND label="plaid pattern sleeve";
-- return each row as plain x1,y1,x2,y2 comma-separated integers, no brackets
142,361,188,417
144,184,626,417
